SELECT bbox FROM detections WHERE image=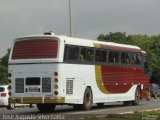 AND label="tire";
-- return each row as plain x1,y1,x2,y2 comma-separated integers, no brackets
153,93,158,99
123,101,132,106
7,103,15,110
96,103,104,107
132,87,140,105
29,104,36,108
82,87,93,110
73,104,83,110
37,104,46,112
147,92,151,100
37,104,56,113
73,87,93,111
